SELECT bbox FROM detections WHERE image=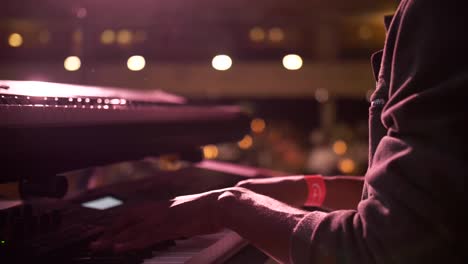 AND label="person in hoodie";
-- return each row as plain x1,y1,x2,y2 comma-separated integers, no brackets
91,0,468,263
